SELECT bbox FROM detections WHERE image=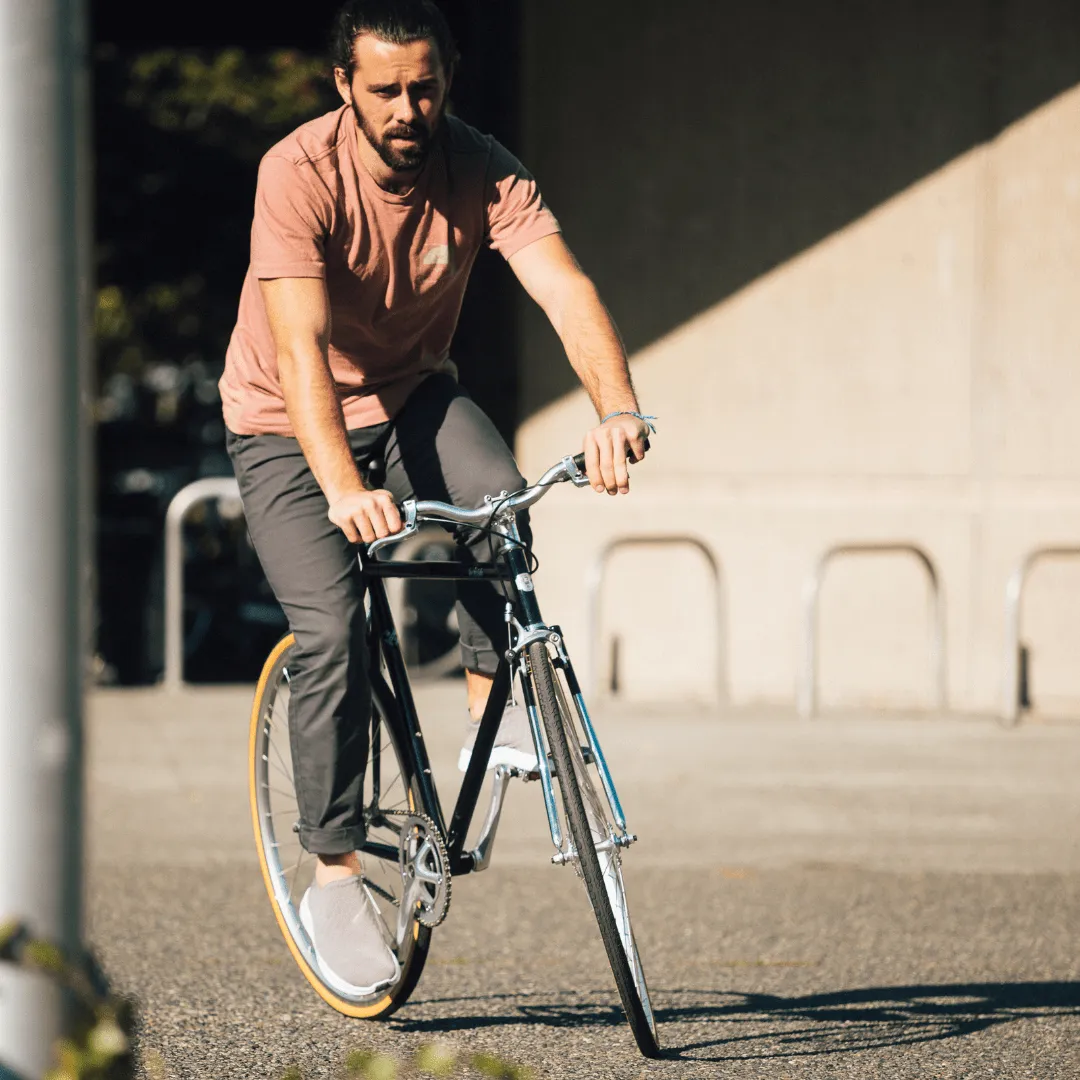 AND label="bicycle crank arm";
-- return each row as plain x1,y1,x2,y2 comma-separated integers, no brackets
468,764,513,872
